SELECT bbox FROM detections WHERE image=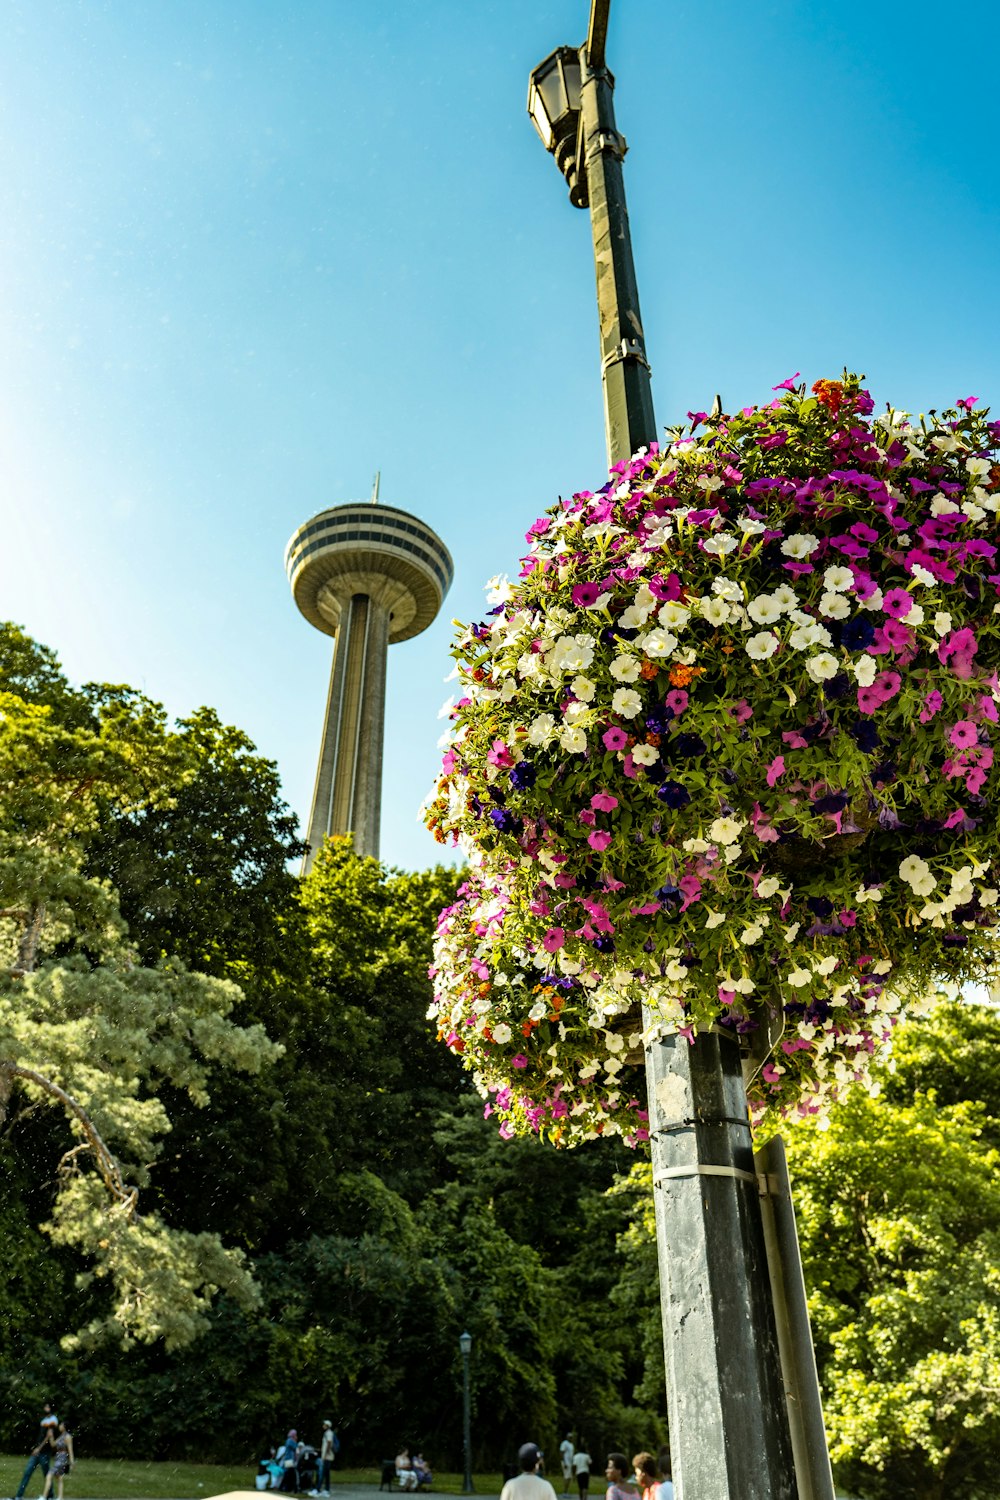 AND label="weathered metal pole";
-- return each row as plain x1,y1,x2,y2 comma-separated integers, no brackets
575,7,801,1498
